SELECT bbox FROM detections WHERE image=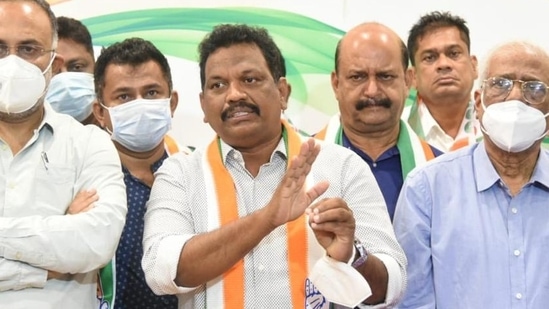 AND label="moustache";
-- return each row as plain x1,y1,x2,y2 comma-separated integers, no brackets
355,97,392,110
221,101,260,121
